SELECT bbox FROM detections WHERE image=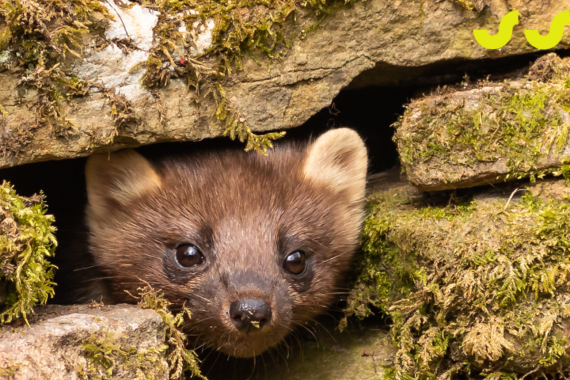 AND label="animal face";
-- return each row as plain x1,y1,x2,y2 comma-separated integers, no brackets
85,128,367,357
